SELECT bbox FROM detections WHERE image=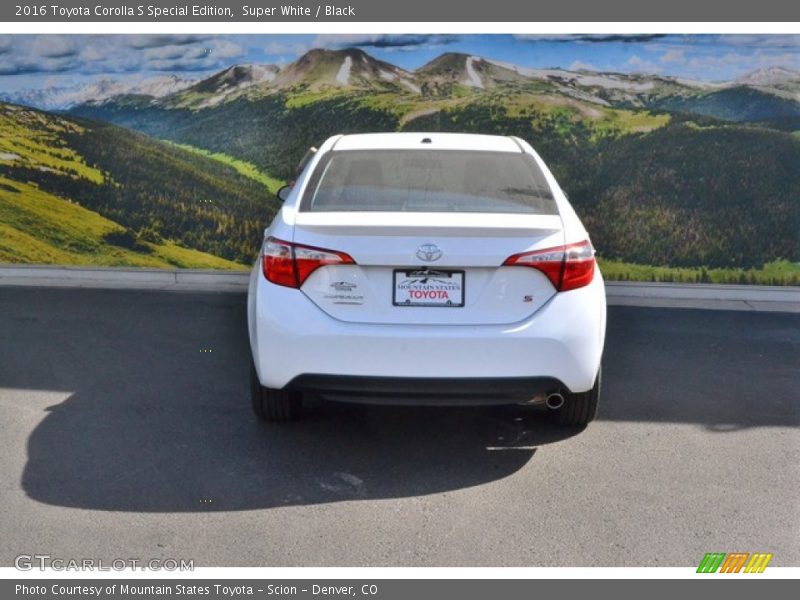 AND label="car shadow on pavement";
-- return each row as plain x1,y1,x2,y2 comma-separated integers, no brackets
3,288,580,513
7,289,797,512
